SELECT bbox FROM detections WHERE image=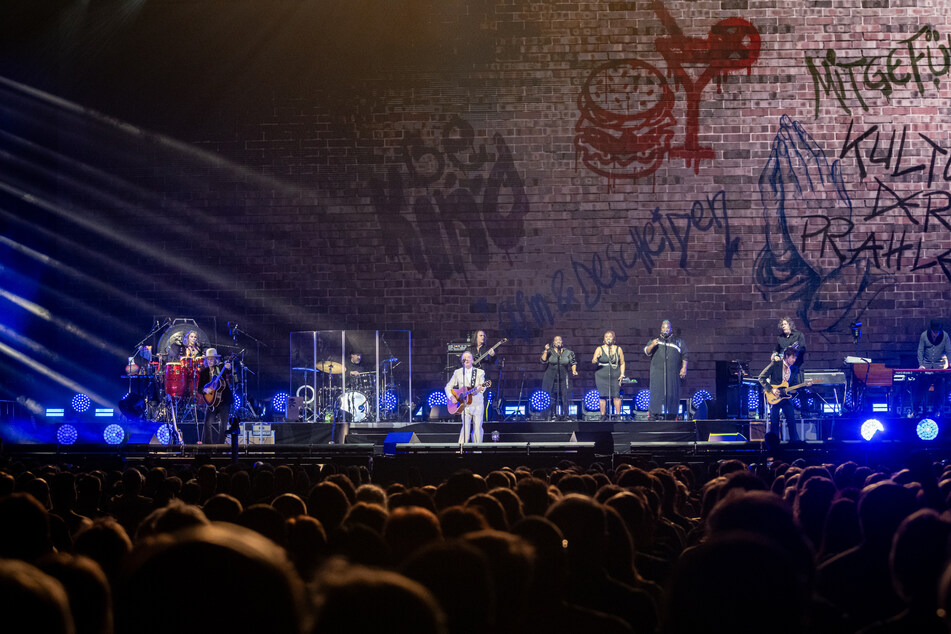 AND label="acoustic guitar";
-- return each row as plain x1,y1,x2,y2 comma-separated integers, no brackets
447,380,492,415
764,379,813,405
202,356,236,408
